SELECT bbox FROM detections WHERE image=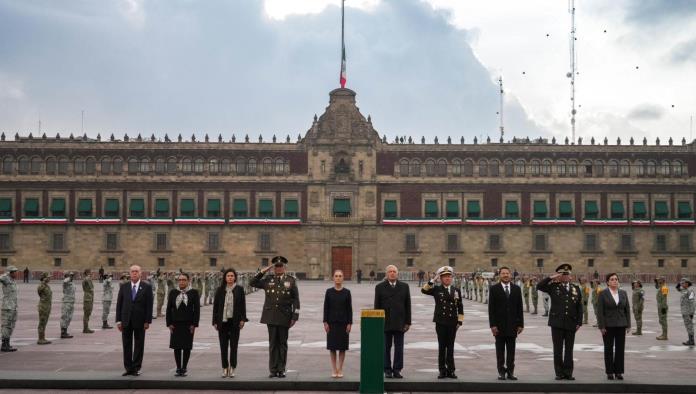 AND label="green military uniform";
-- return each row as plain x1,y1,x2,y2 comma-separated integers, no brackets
579,281,590,325
250,256,300,378
631,281,644,335
530,279,539,314
591,281,602,326
102,275,114,328
1,266,19,352
156,275,166,317
677,279,695,346
191,274,202,304
477,277,484,302
82,271,95,333
37,273,52,344
483,278,490,304
61,273,76,338
522,279,530,312
656,279,669,340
